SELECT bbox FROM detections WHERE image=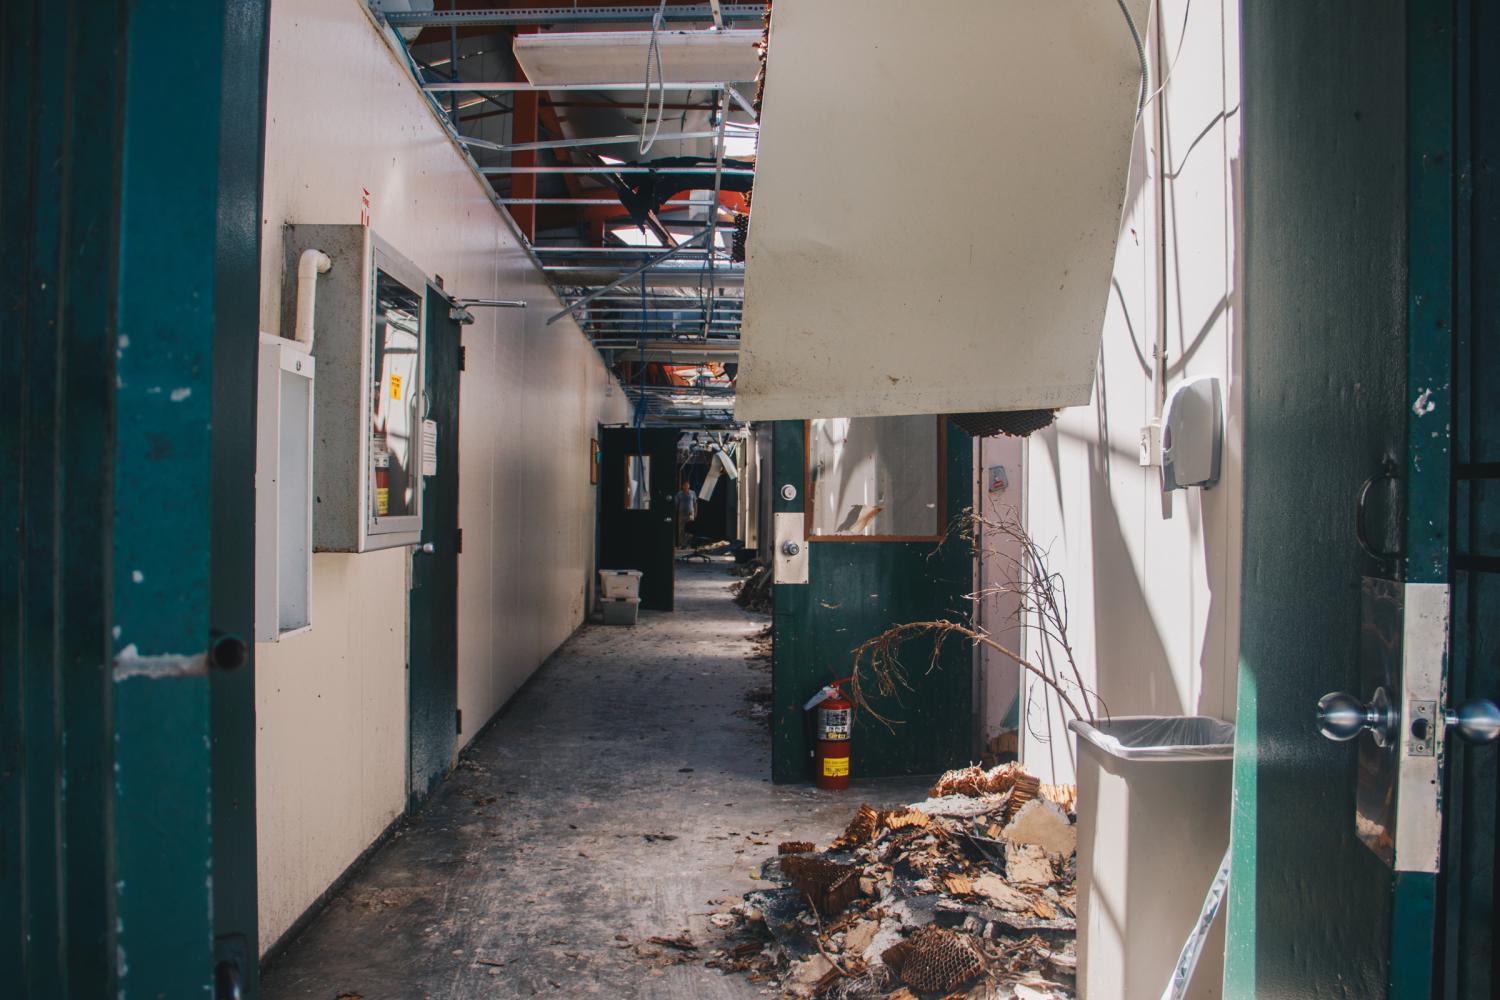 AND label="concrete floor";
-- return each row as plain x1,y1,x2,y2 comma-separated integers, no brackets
262,558,931,1000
